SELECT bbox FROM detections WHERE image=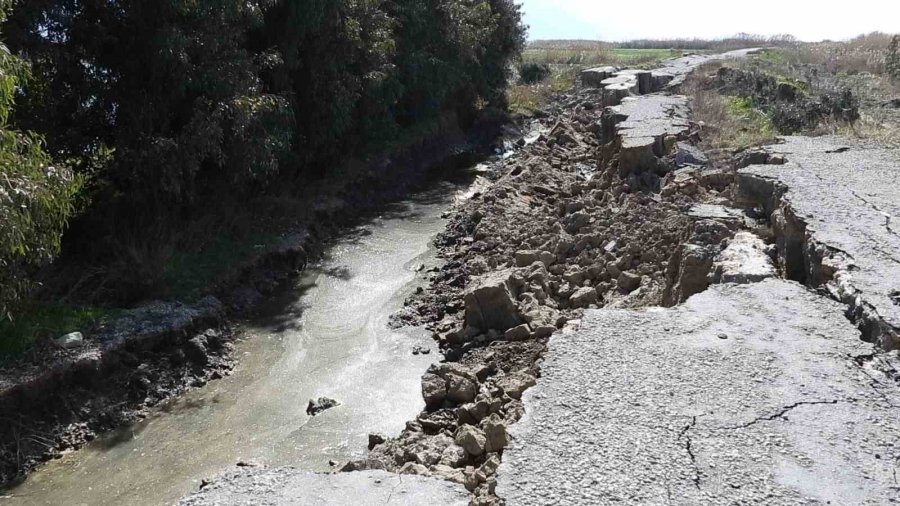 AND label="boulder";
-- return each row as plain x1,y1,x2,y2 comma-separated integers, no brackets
399,462,430,476
430,464,467,486
494,371,536,400
617,272,642,293
569,287,599,308
515,250,541,267
675,142,708,167
440,444,468,467
422,373,448,408
54,331,84,350
185,335,210,364
532,325,557,339
455,425,487,456
464,271,522,332
504,324,532,342
446,373,478,404
482,415,509,453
